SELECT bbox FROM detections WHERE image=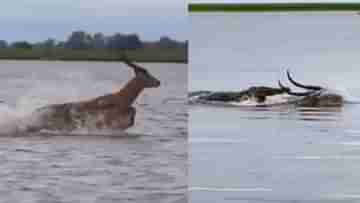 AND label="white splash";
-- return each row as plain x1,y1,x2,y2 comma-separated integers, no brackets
229,93,296,107
0,104,23,134
0,78,106,135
